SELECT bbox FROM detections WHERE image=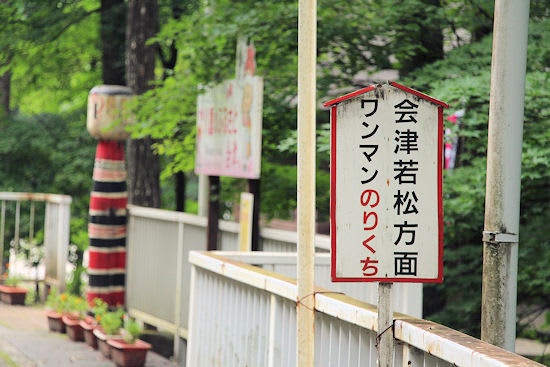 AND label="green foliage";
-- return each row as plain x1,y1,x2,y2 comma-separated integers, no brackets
1,0,101,115
4,276,22,287
24,288,36,305
122,316,142,344
0,111,95,291
91,297,108,322
99,308,124,336
46,289,71,315
400,18,550,336
66,294,88,319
